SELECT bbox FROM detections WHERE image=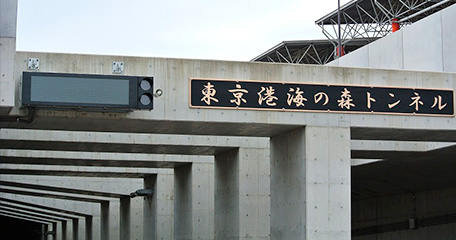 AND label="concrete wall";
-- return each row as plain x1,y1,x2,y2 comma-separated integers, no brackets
0,0,17,114
7,51,456,133
328,4,456,74
353,187,456,240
